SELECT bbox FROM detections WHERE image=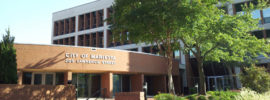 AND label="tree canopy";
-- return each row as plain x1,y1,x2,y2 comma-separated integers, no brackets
177,0,270,94
109,0,188,94
109,0,270,95
0,28,17,84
